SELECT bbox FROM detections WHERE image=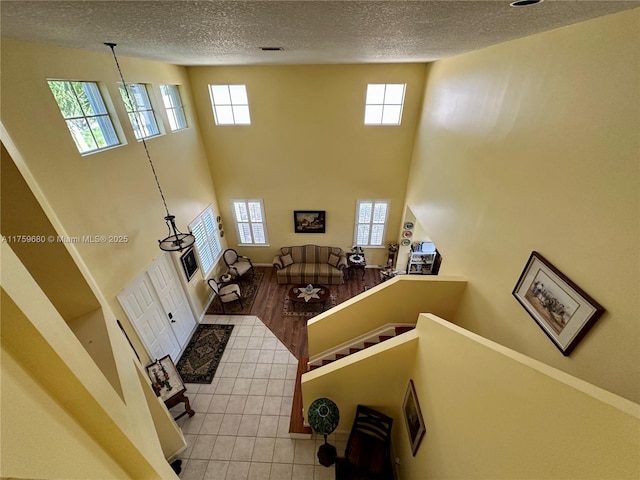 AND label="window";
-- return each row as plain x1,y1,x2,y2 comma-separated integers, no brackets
119,83,160,139
189,206,222,278
364,83,406,125
160,84,187,131
209,85,251,125
354,200,390,247
231,200,268,245
47,80,120,154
